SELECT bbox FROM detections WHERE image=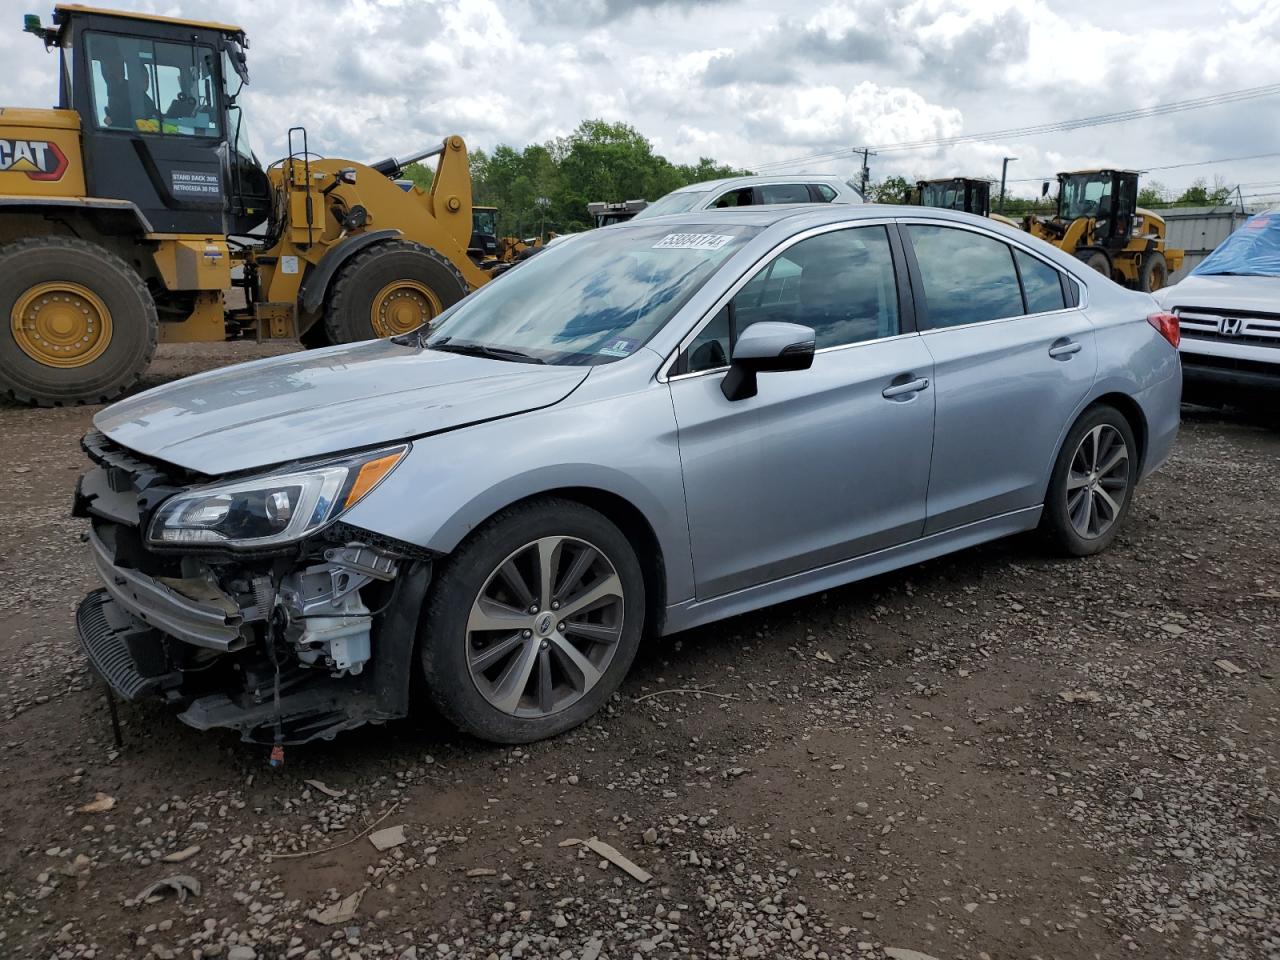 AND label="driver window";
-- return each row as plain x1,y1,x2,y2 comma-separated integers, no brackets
86,32,221,138
682,225,900,373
